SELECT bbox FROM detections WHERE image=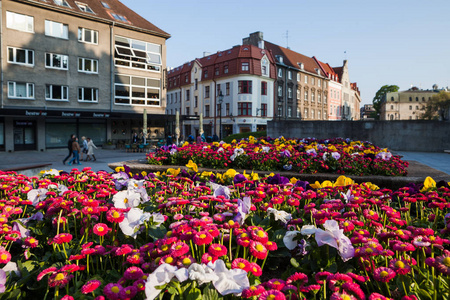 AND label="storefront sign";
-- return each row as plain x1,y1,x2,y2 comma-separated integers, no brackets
25,110,47,116
62,112,81,117
93,113,110,118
